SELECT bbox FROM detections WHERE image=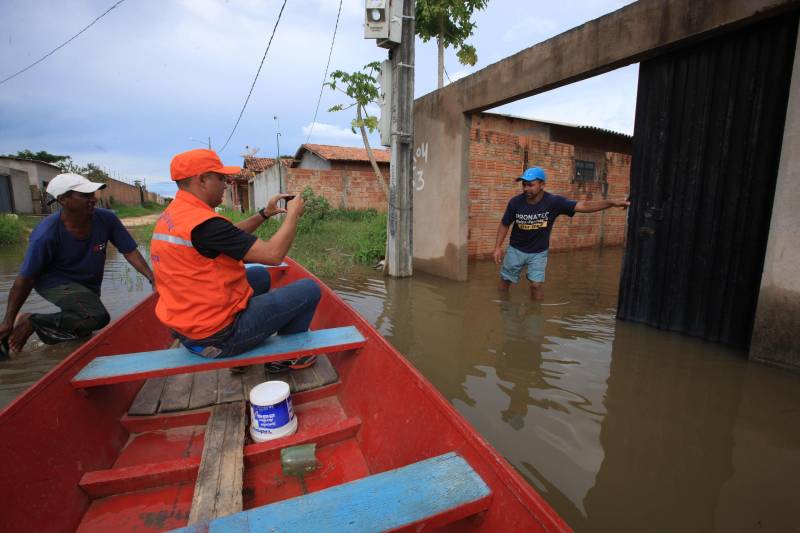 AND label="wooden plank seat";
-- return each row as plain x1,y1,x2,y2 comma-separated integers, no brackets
187,401,248,525
71,326,365,389
128,356,339,416
174,452,492,533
